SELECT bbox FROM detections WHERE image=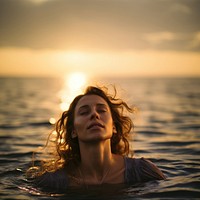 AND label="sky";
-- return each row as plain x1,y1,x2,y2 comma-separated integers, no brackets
0,0,200,77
